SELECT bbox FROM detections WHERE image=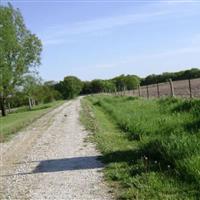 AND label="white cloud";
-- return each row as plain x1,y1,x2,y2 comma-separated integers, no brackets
40,10,171,46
